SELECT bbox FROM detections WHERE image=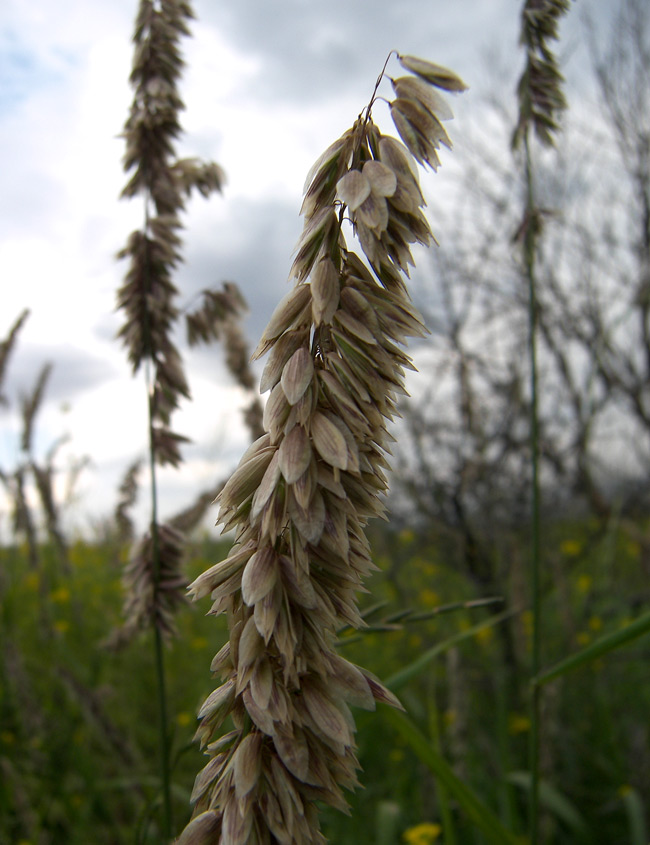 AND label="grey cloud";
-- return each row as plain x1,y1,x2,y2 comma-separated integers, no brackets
1,342,116,408
198,0,517,104
180,195,304,344
97,195,303,391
